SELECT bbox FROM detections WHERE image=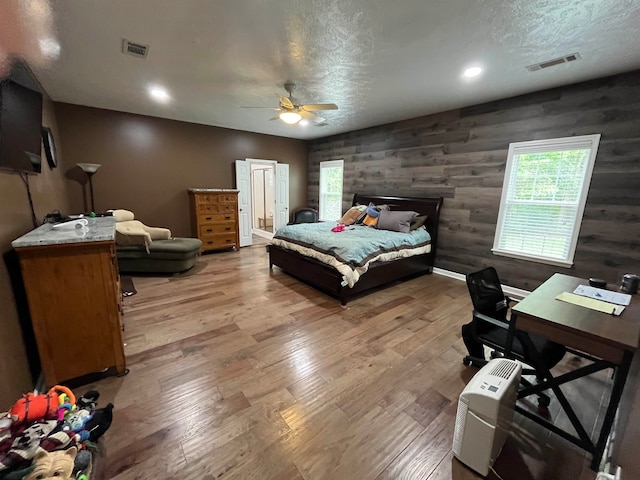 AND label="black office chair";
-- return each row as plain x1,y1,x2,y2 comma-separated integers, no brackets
289,207,319,225
461,267,567,407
